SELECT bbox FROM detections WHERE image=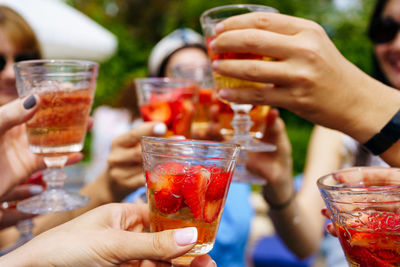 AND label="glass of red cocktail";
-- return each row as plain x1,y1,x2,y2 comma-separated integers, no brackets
14,59,98,214
141,136,240,266
317,167,400,266
135,77,198,138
